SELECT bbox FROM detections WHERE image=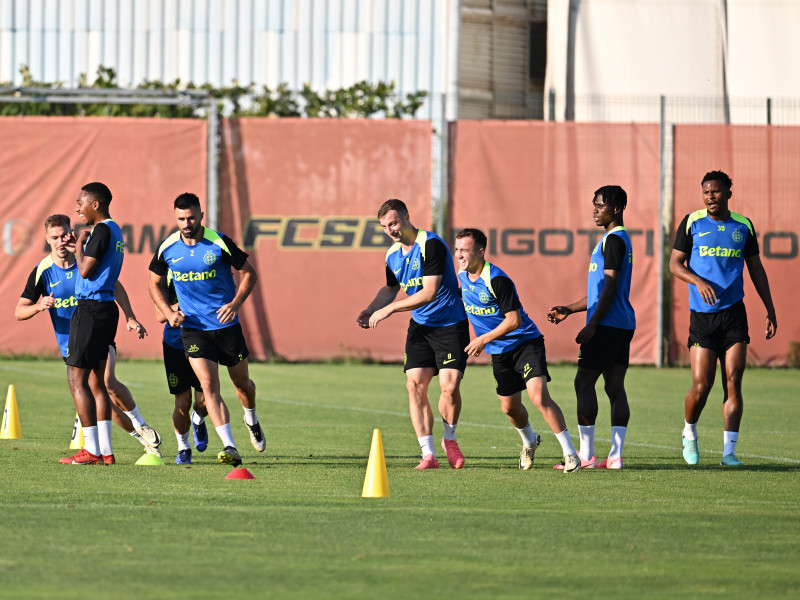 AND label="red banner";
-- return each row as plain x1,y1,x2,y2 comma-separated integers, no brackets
218,118,432,361
0,117,207,359
448,121,660,364
672,125,800,366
